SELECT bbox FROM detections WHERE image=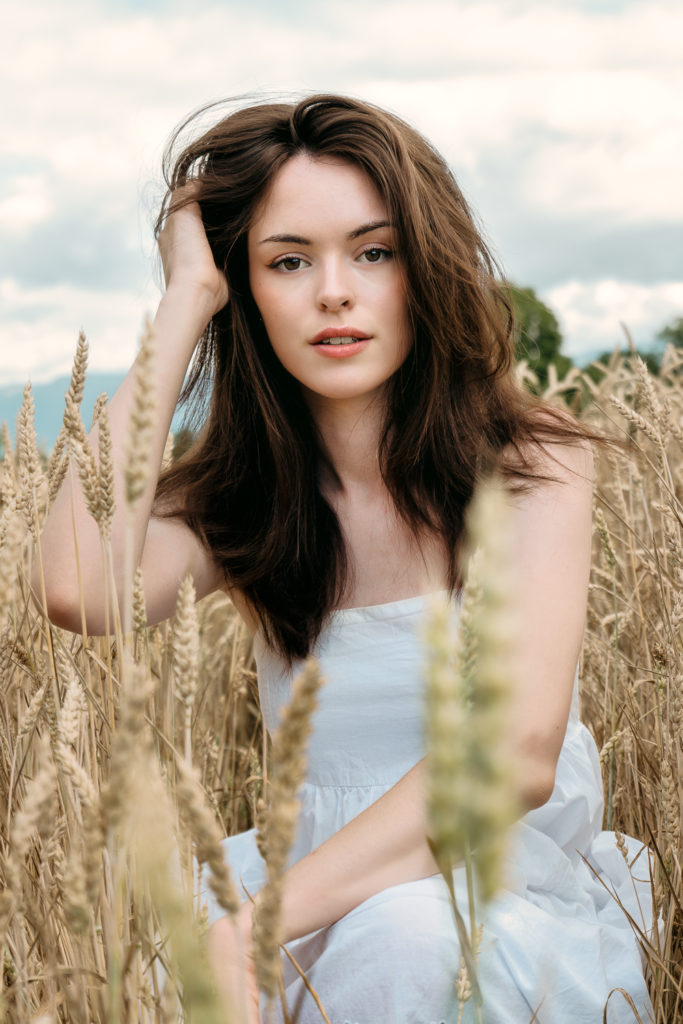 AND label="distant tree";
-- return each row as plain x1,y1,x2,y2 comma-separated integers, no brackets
586,315,683,384
655,316,683,350
505,284,573,390
172,426,195,462
583,348,661,386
